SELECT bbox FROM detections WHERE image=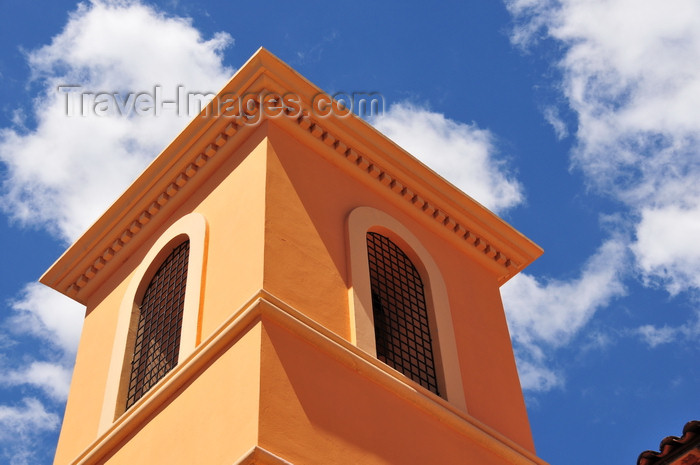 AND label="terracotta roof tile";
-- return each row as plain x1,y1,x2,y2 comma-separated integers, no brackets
637,421,700,465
